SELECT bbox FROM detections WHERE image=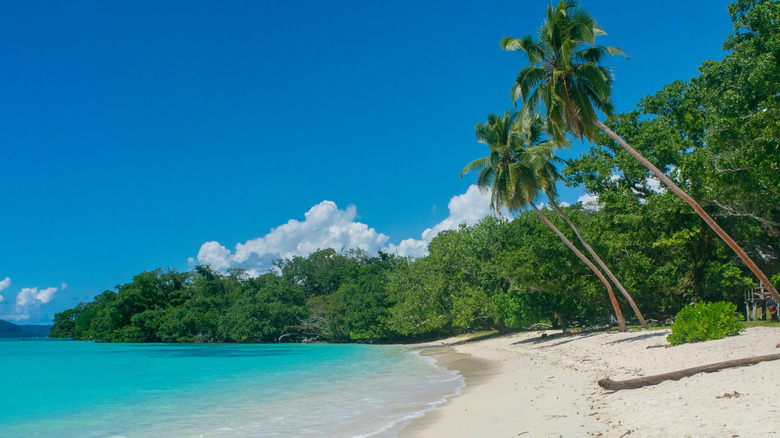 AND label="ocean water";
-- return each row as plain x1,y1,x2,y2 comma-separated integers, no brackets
0,339,462,437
